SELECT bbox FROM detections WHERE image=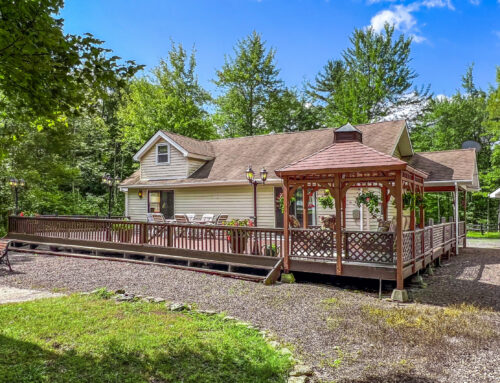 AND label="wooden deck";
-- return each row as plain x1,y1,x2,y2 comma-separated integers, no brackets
6,216,465,284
